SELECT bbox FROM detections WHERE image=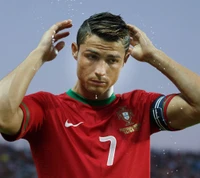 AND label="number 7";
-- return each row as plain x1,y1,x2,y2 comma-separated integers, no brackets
99,136,117,166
